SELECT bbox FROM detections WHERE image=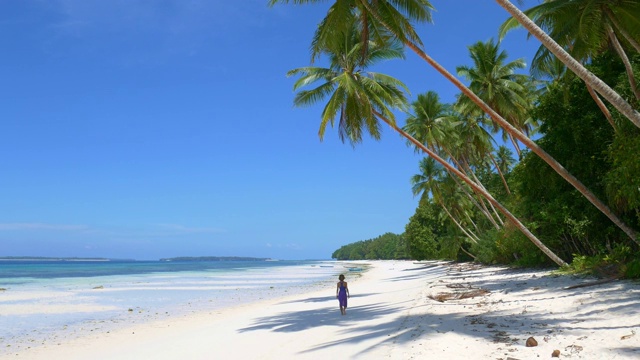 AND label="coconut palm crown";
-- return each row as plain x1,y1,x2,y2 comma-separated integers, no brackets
286,21,409,144
269,0,434,62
